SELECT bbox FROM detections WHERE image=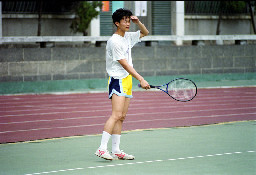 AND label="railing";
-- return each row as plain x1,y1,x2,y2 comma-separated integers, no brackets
1,35,256,43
